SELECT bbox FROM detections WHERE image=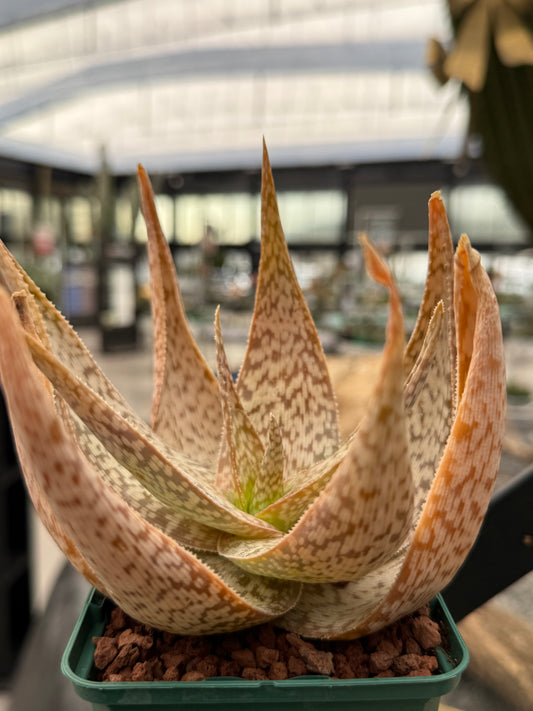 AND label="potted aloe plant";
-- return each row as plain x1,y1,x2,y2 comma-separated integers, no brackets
0,143,505,710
